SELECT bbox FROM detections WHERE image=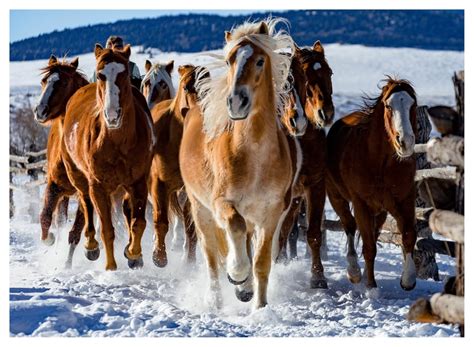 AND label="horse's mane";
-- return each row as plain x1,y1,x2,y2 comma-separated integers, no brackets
40,58,88,82
297,47,328,67
196,17,294,138
141,62,176,98
343,77,417,126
